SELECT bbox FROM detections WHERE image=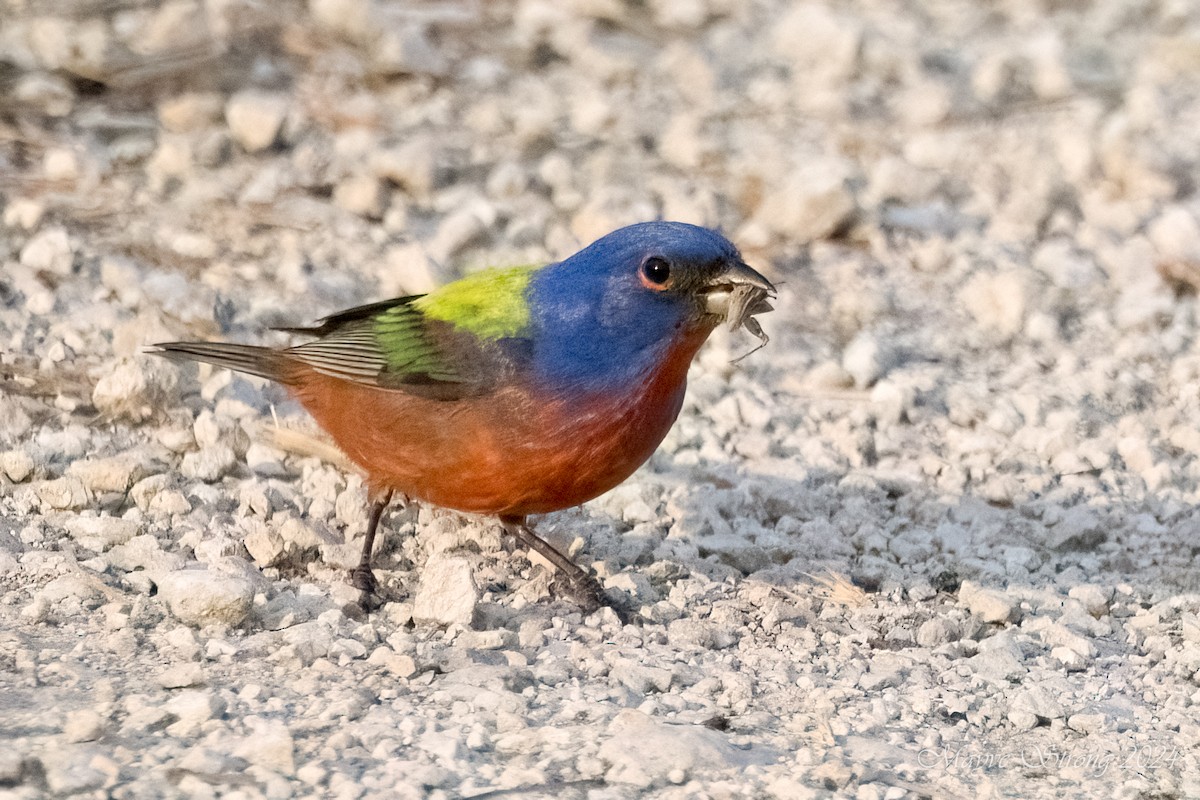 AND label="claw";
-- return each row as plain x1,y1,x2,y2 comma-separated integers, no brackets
500,515,637,623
